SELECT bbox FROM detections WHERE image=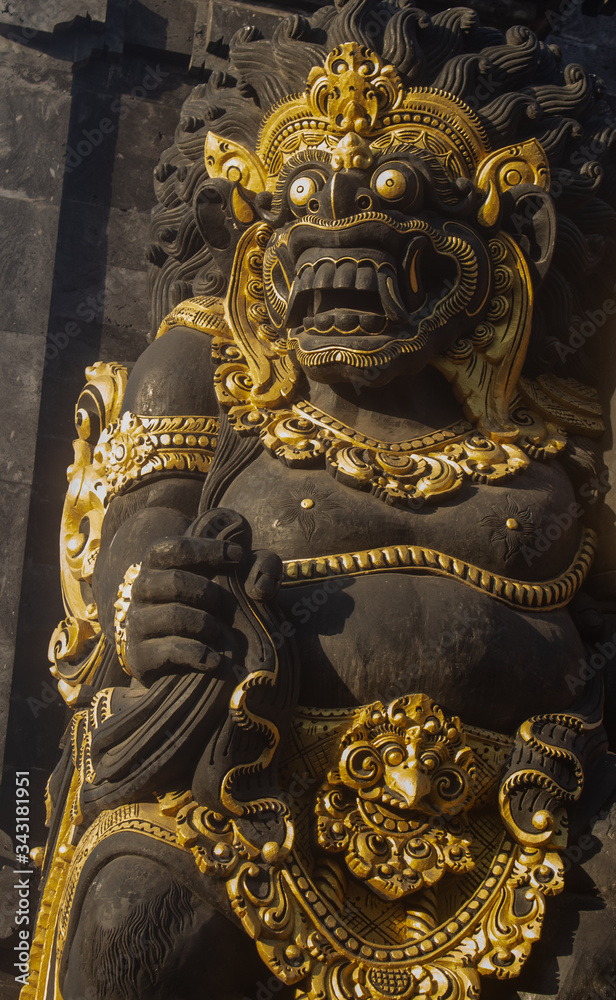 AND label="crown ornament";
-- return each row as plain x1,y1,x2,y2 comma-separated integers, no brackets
306,43,405,134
